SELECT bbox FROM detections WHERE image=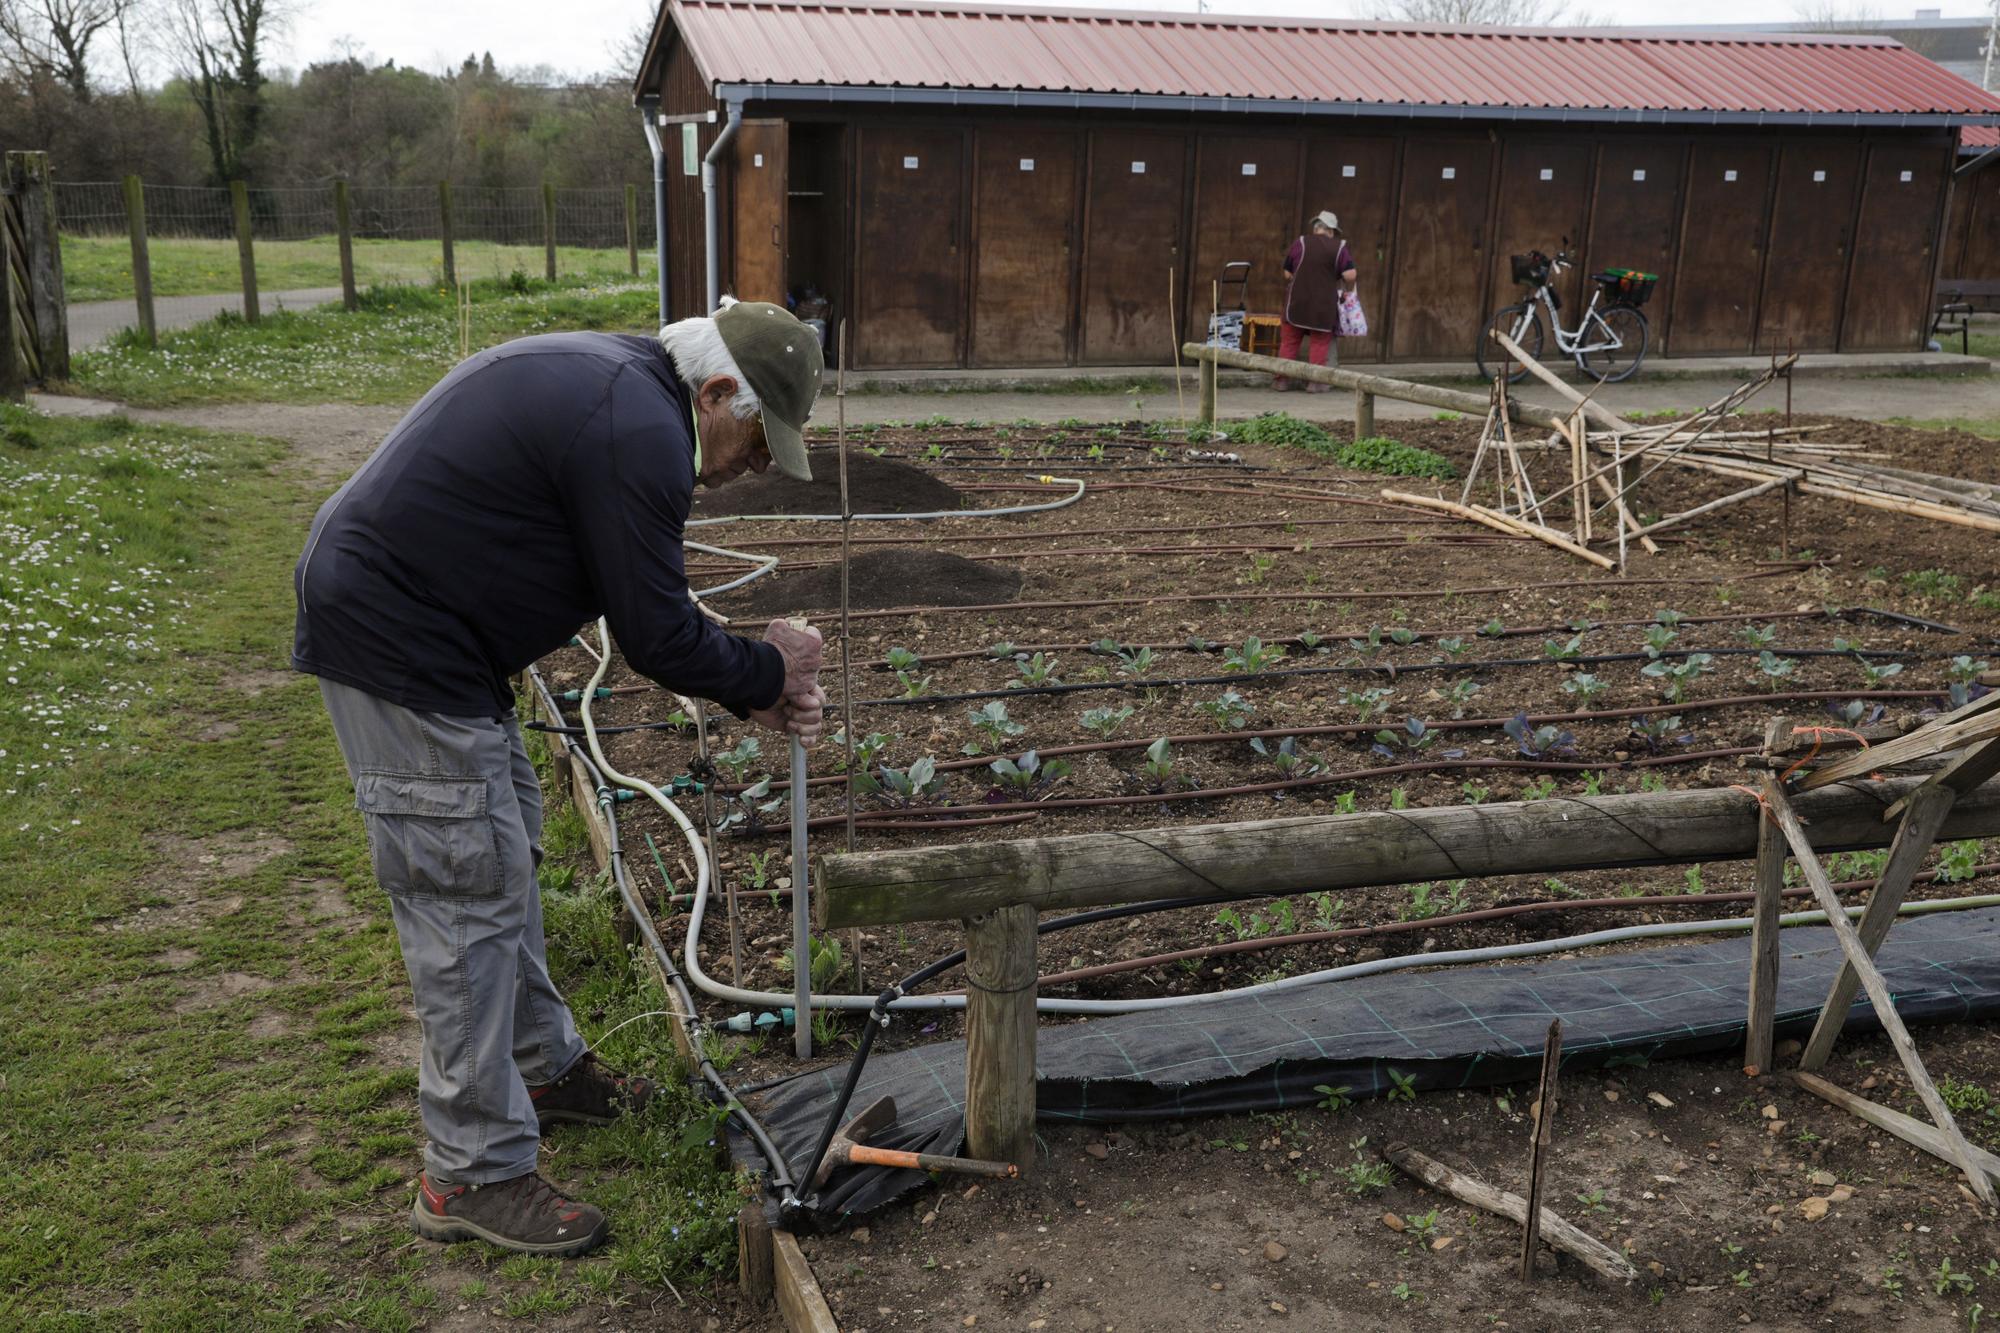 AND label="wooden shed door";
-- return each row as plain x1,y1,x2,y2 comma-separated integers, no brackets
1389,138,1492,360
1669,143,1775,356
1953,163,2000,281
971,130,1078,367
1840,141,1950,351
1758,142,1862,353
1303,135,1398,363
855,126,966,368
1188,134,1301,330
731,120,787,305
1585,140,1684,350
1489,139,1593,341
1079,130,1187,365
